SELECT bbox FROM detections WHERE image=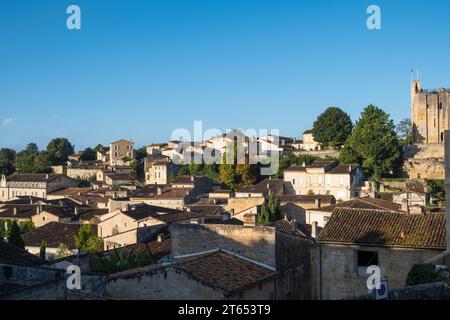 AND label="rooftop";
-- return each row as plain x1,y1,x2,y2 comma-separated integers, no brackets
108,249,276,295
0,240,44,267
23,222,97,249
312,197,403,213
317,208,446,249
